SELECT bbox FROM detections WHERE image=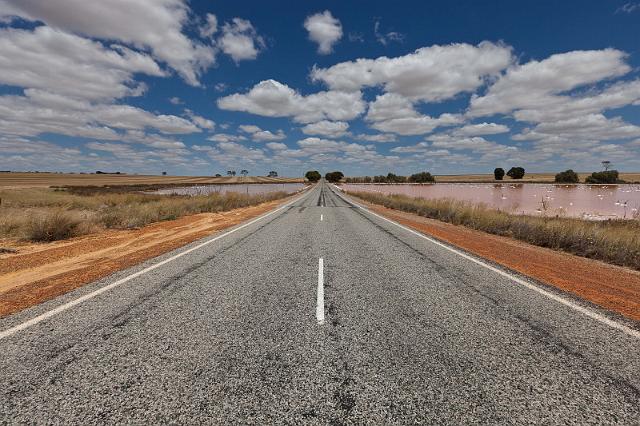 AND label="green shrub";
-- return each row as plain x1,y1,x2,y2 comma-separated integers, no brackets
507,167,525,179
554,169,579,183
494,168,505,180
585,170,620,184
408,172,435,183
325,171,344,183
305,170,321,182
